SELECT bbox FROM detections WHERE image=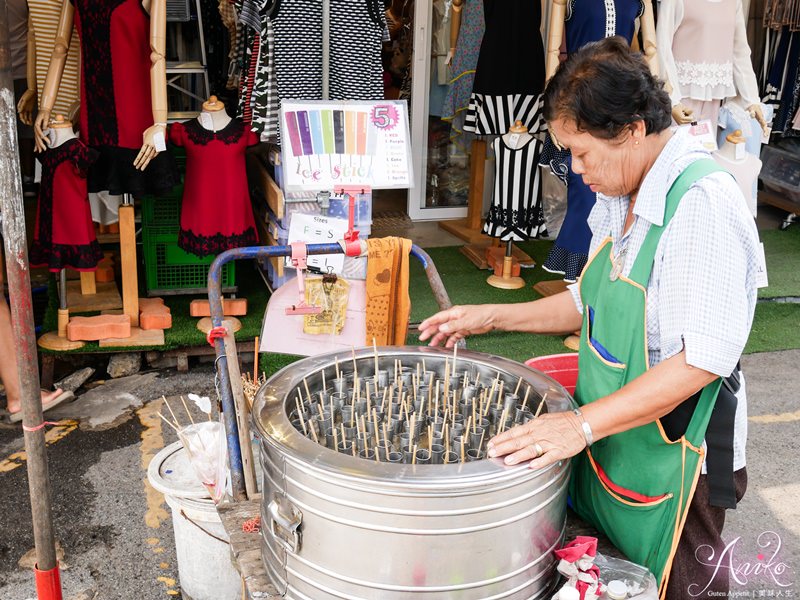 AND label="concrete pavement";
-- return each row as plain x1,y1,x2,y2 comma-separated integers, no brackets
0,351,797,599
